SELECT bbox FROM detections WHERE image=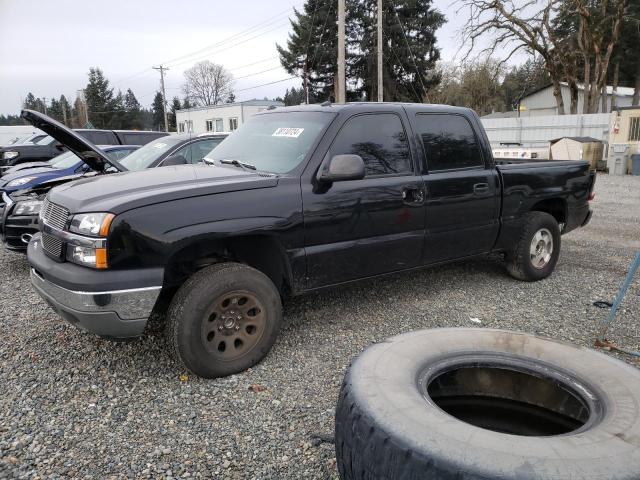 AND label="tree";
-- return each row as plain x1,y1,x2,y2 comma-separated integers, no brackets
84,67,115,128
23,92,39,111
59,95,72,126
48,97,63,122
615,0,640,105
501,58,550,111
169,96,181,132
182,96,193,110
152,92,165,131
353,0,445,102
283,86,306,105
182,60,234,106
124,89,143,129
